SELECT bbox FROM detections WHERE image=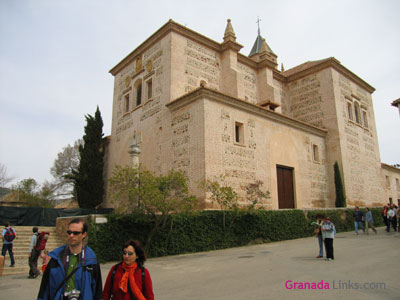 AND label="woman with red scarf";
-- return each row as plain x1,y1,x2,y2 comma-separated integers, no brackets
103,240,154,300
